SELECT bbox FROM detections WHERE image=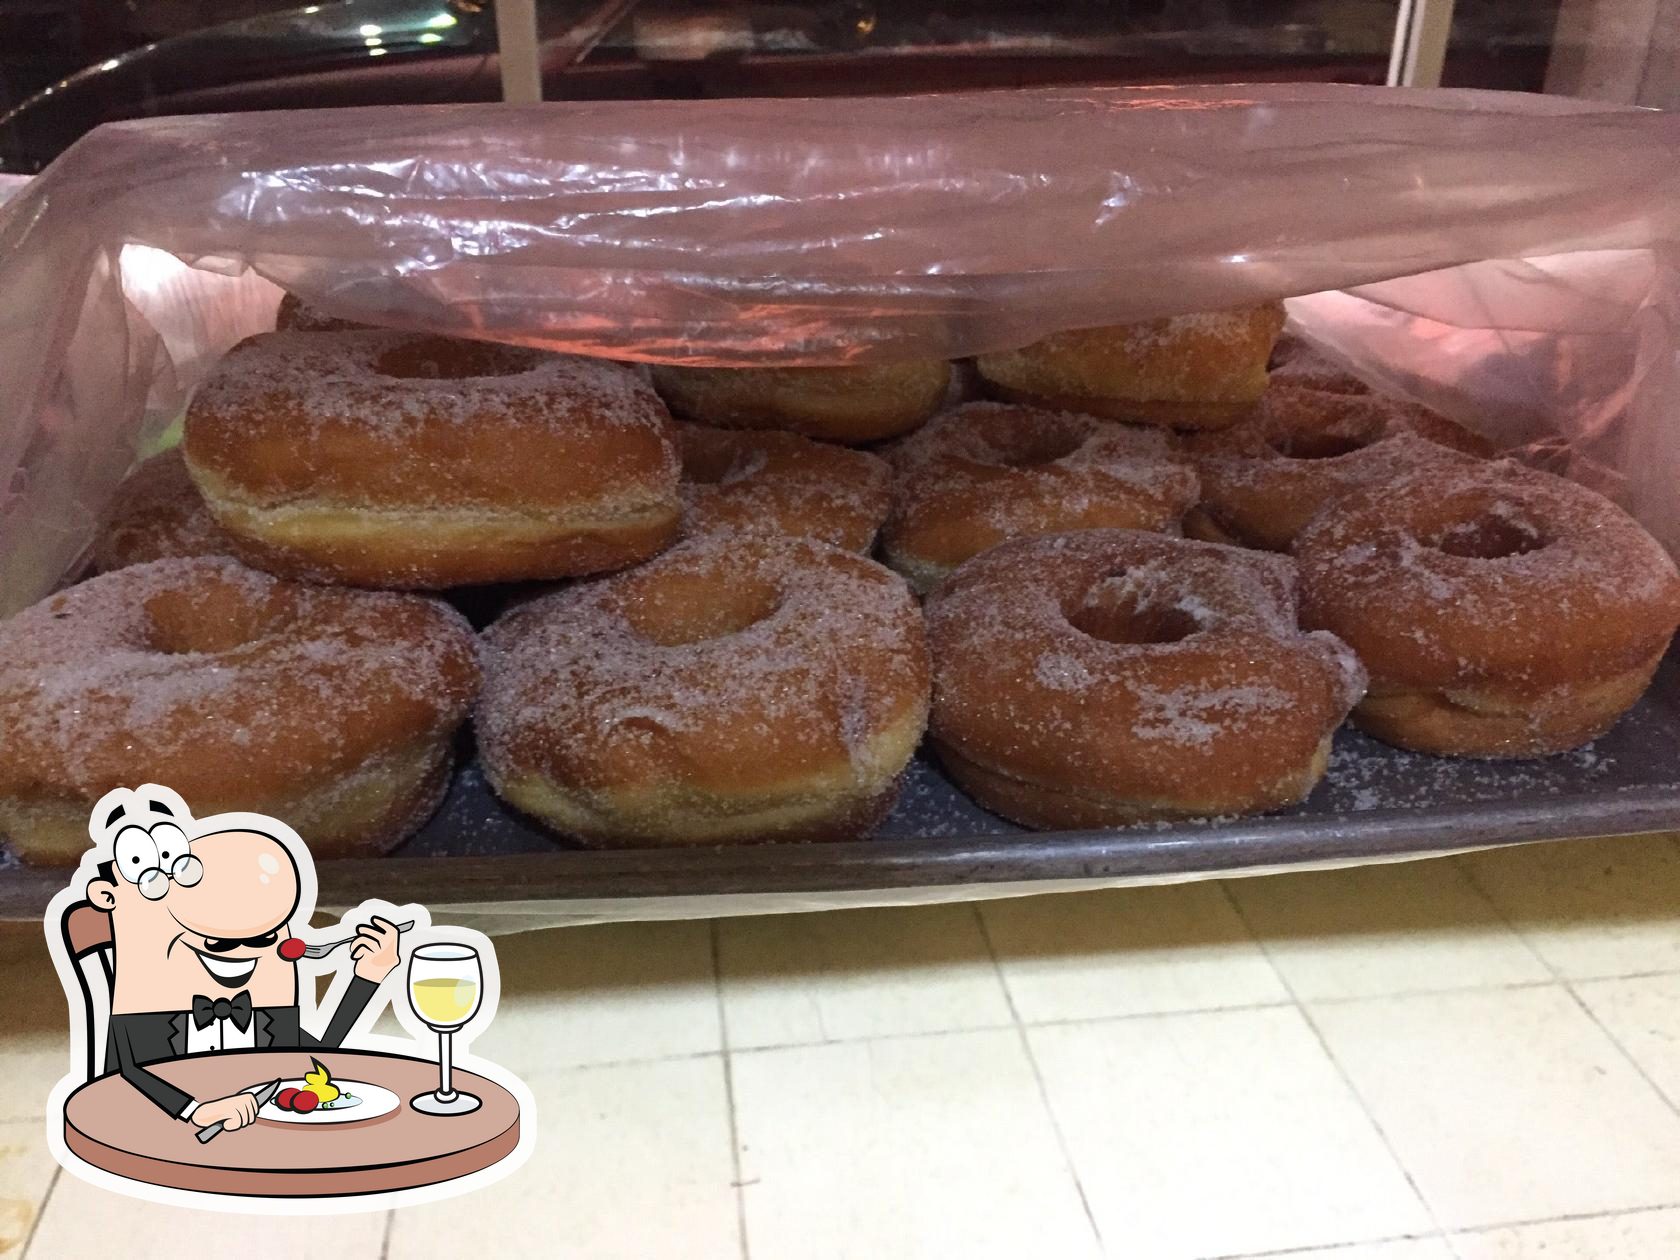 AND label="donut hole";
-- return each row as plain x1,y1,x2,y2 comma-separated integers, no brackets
1428,512,1550,560
983,426,1088,468
1068,583,1202,646
683,444,766,487
624,573,782,646
1268,431,1372,460
373,336,539,381
143,587,289,655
